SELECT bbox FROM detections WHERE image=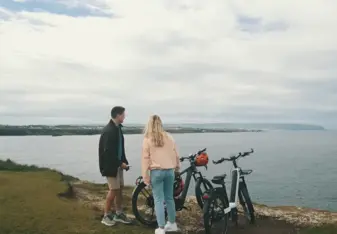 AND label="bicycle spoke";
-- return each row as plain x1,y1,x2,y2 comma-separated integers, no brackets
209,196,228,233
140,188,151,198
